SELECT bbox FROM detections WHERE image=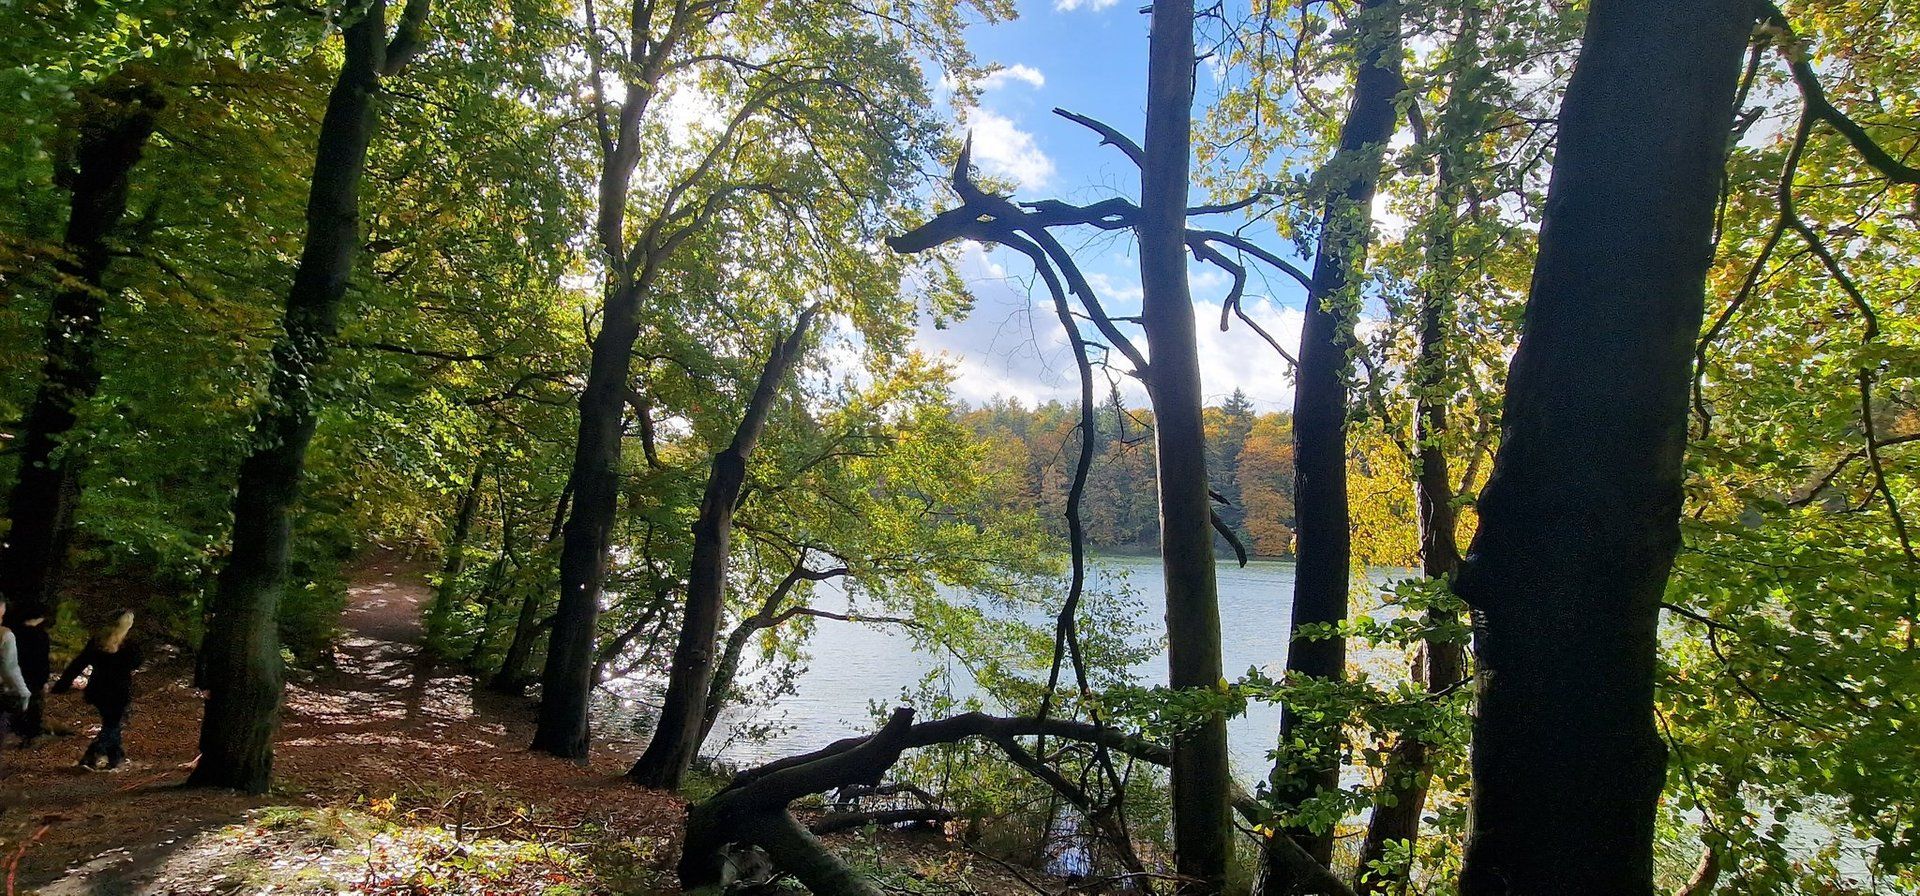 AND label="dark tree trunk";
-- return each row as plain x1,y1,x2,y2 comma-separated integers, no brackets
1452,2,1750,892
189,0,430,794
630,305,820,789
1262,2,1400,890
1138,3,1231,891
0,83,162,624
1354,15,1477,888
533,280,641,758
529,0,706,761
425,462,485,647
489,583,546,694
